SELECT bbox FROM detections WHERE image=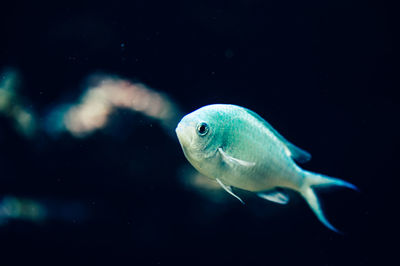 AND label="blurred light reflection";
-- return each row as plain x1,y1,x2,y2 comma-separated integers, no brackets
0,195,90,226
0,196,47,225
0,69,37,138
1,68,222,201
46,74,182,138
